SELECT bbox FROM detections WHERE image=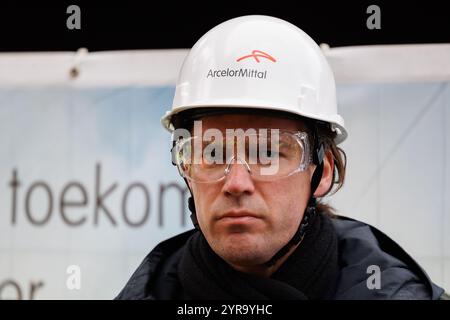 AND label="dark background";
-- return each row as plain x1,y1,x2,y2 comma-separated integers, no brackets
0,1,449,52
